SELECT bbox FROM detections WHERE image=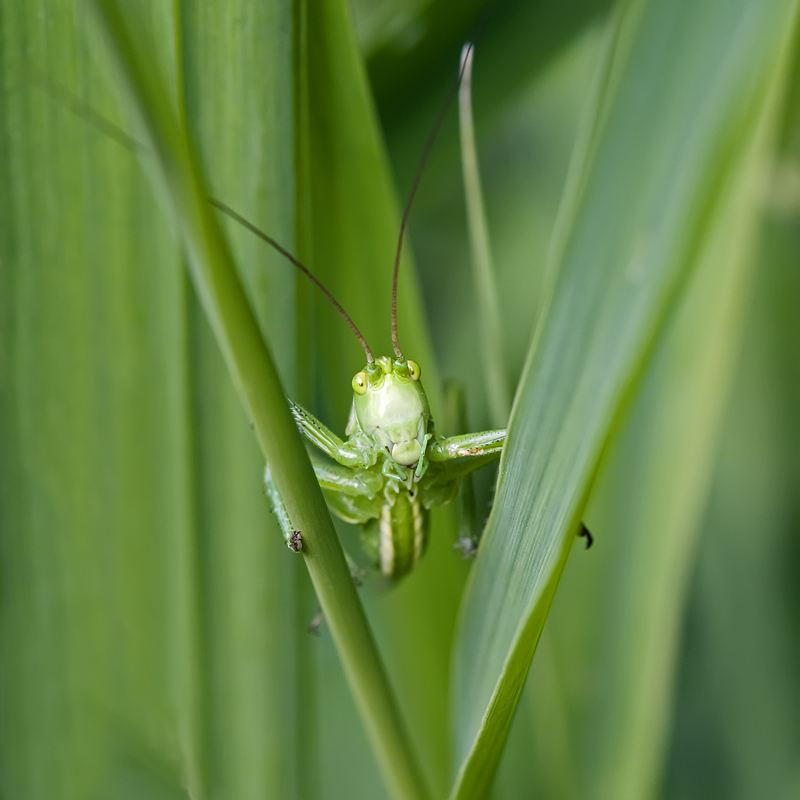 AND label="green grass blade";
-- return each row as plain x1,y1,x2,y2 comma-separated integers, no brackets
177,3,306,796
0,3,192,796
299,1,466,794
86,2,430,798
515,51,789,797
449,1,798,796
665,130,800,800
458,43,511,429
